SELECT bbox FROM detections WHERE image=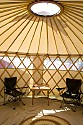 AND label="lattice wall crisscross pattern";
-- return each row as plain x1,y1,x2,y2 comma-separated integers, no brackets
0,52,83,99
